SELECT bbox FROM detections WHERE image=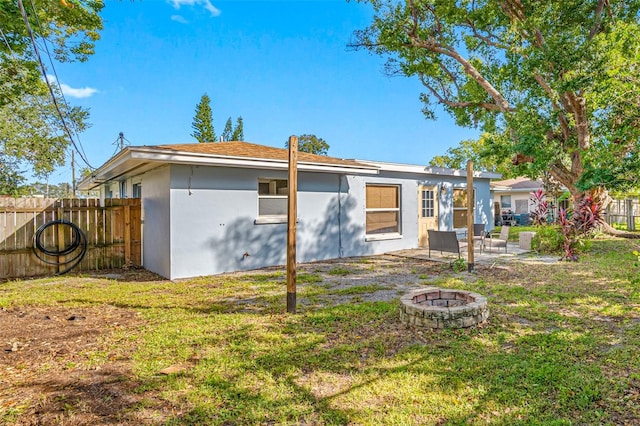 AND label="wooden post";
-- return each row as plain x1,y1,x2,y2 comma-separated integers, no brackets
286,135,298,313
466,161,474,272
